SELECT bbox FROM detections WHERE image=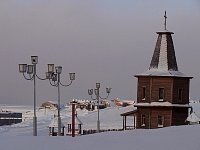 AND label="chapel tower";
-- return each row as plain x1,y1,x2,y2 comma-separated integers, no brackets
134,12,193,128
